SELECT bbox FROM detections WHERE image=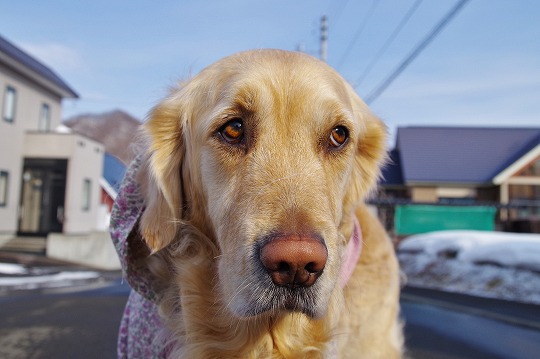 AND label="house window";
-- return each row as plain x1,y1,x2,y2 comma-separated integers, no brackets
39,103,51,131
0,171,8,207
3,86,16,123
82,178,91,211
